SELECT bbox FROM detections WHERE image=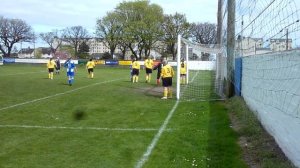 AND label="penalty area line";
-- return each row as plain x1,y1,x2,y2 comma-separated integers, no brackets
0,78,124,112
0,124,173,132
135,100,179,168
